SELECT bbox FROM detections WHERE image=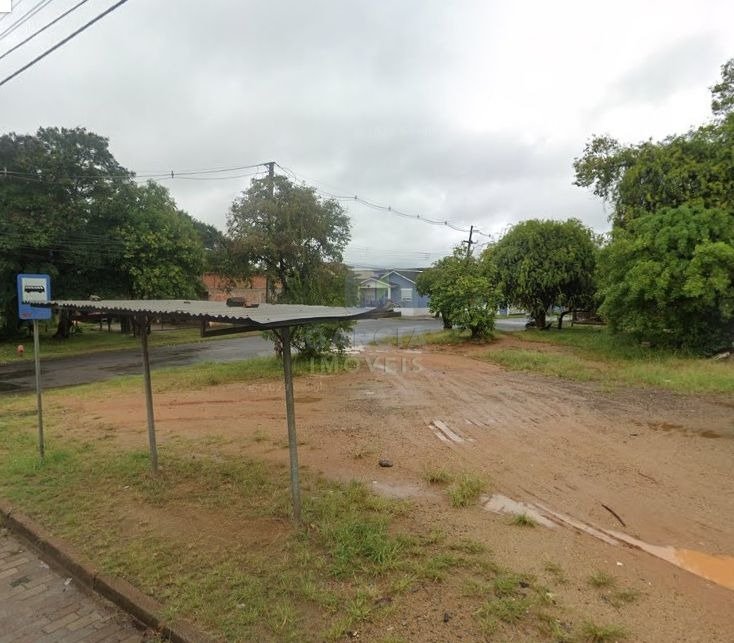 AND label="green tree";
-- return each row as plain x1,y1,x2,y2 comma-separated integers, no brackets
0,127,208,337
598,205,734,352
226,175,353,356
117,182,205,299
418,249,496,339
0,127,132,336
227,175,350,303
711,57,734,119
574,61,734,228
488,219,598,329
